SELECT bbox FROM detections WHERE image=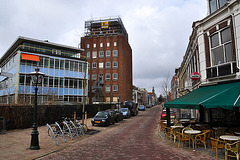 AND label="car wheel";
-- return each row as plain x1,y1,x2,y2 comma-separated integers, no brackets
105,122,109,127
92,123,94,126
112,121,115,125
